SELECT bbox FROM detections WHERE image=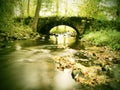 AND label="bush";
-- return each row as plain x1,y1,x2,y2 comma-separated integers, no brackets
0,23,38,41
81,28,120,50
